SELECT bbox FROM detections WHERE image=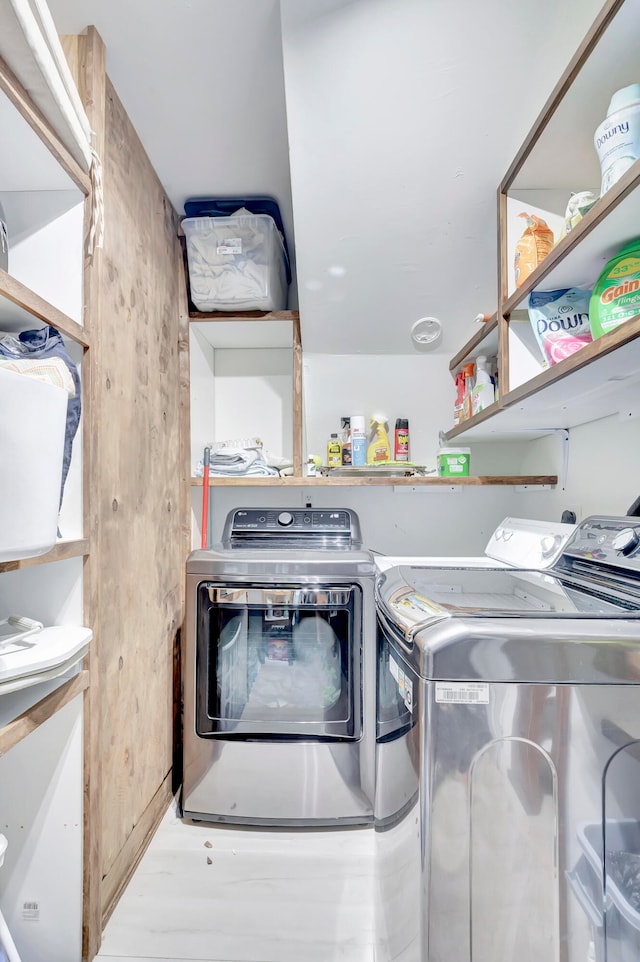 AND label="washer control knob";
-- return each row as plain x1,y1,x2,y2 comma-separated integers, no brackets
612,527,640,556
277,511,295,527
